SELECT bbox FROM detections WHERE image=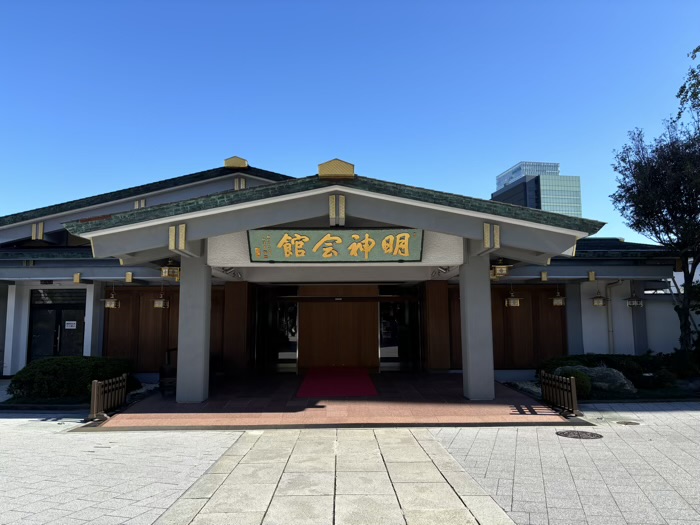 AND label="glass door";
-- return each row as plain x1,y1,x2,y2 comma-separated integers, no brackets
28,289,86,362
